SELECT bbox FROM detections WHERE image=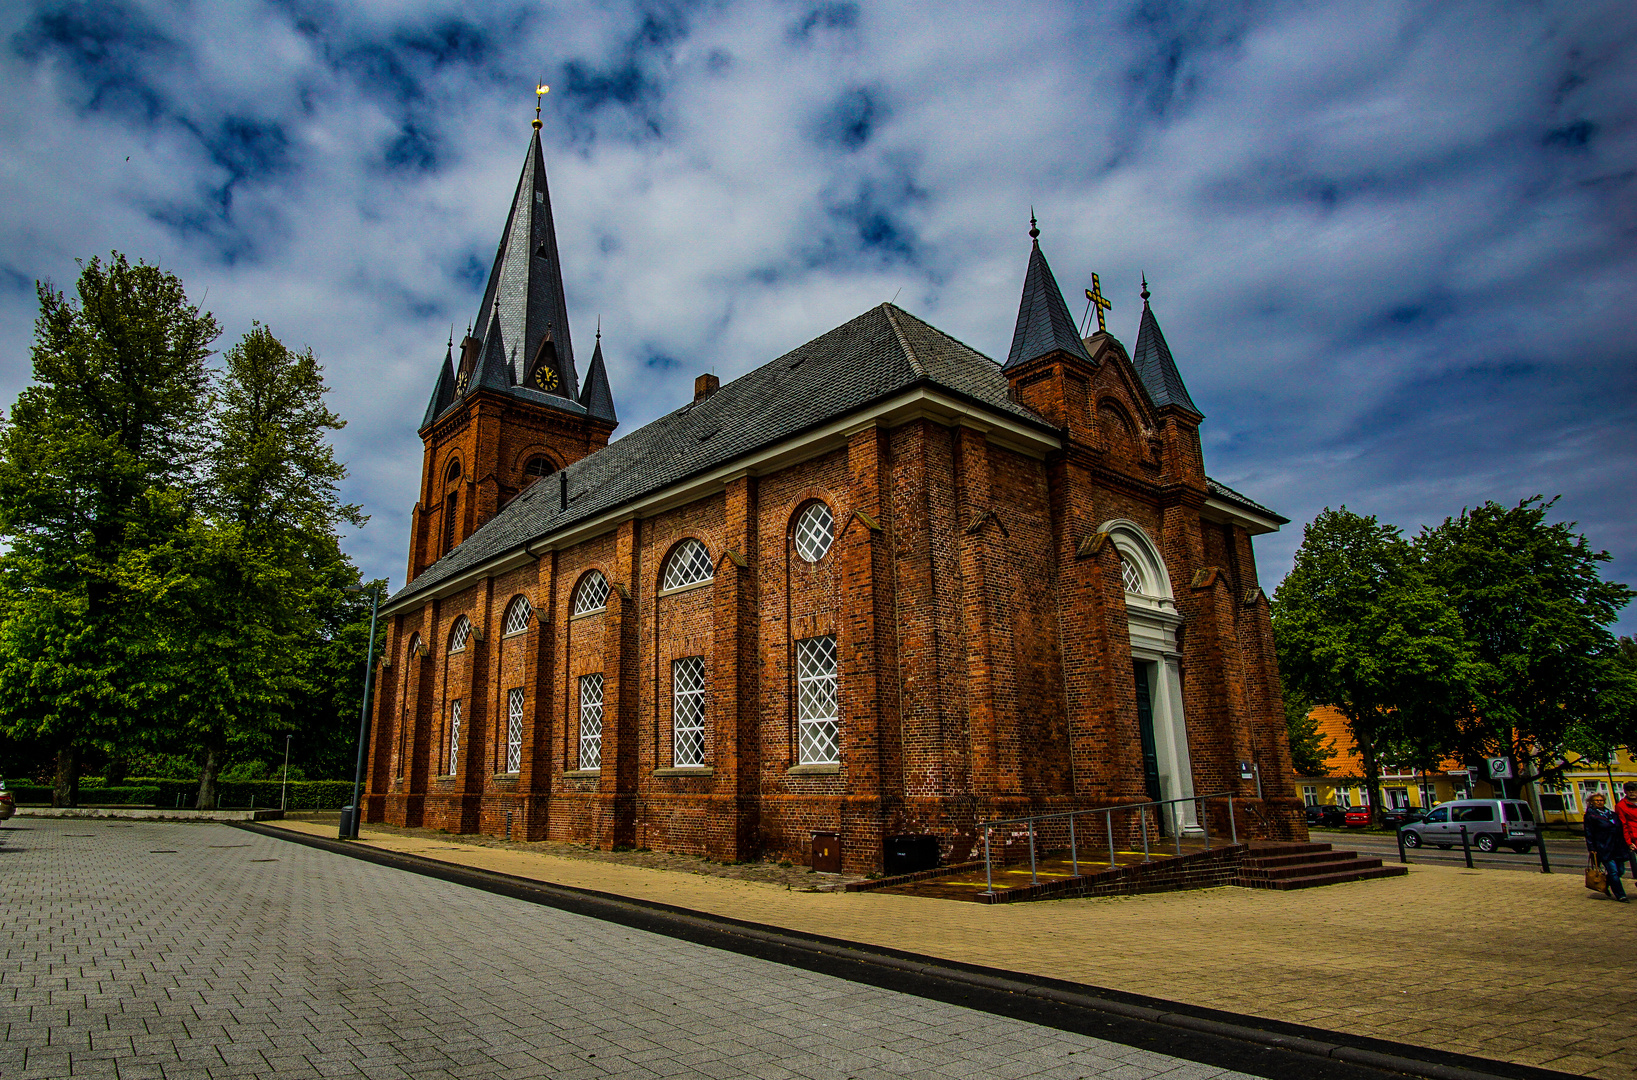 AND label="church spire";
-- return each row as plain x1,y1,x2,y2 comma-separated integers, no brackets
421,337,457,430
465,126,578,402
1131,278,1202,417
579,326,617,424
1004,218,1092,370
